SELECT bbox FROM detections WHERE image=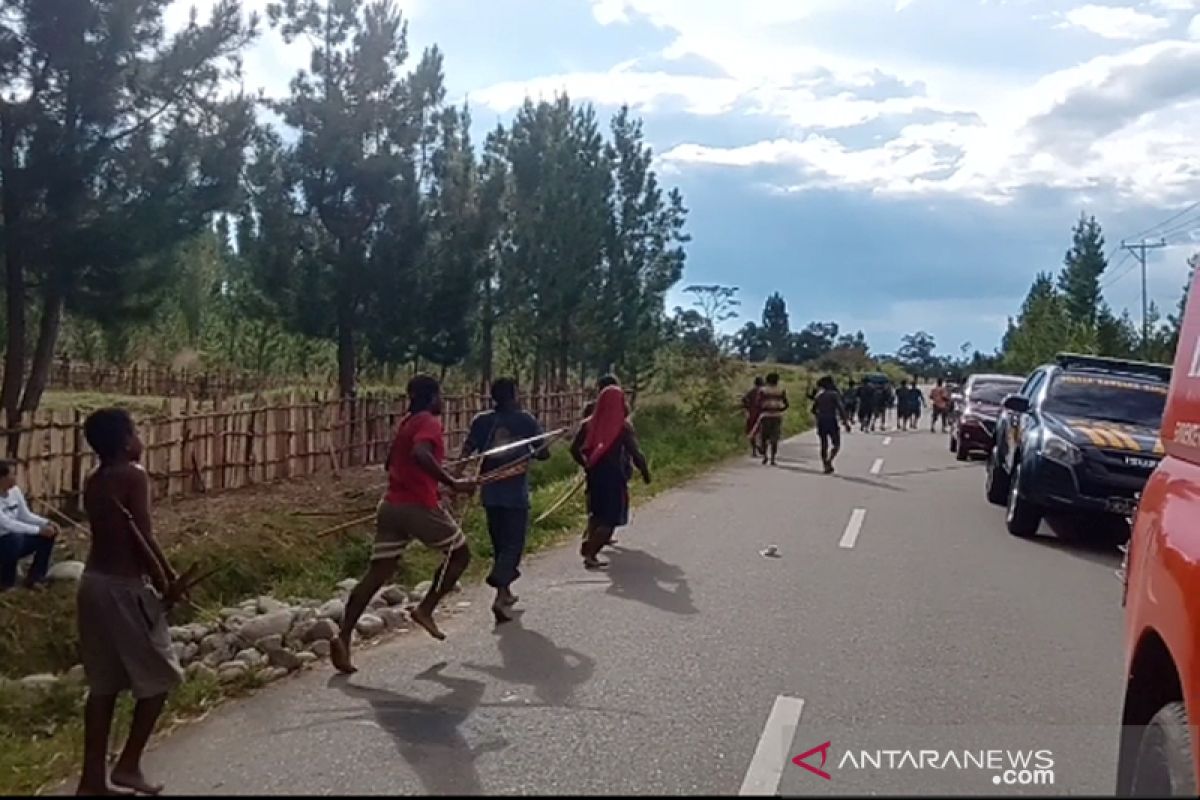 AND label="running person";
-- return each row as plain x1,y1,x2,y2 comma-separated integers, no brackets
856,378,874,432
811,376,851,474
930,378,951,433
333,375,477,674
571,385,650,570
461,378,548,624
757,373,790,465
